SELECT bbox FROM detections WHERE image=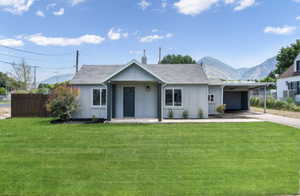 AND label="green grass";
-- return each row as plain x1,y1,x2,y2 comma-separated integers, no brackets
0,100,10,104
0,118,299,196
